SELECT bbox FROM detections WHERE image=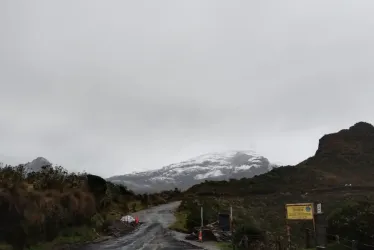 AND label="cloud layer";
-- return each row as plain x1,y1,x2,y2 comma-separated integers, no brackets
1,1,374,177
